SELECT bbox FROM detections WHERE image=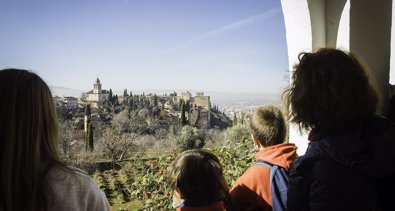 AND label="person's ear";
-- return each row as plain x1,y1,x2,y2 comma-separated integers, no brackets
251,134,260,150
